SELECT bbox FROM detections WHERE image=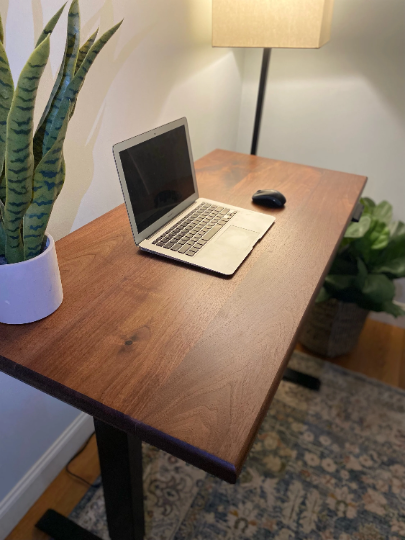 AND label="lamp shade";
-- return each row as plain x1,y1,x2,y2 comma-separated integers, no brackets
212,0,334,49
